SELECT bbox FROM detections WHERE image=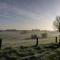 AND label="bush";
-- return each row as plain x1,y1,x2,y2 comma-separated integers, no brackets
41,33,47,38
31,34,37,39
